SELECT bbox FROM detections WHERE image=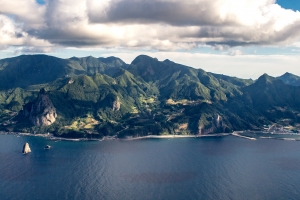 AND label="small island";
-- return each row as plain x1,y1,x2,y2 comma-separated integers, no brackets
22,142,31,154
